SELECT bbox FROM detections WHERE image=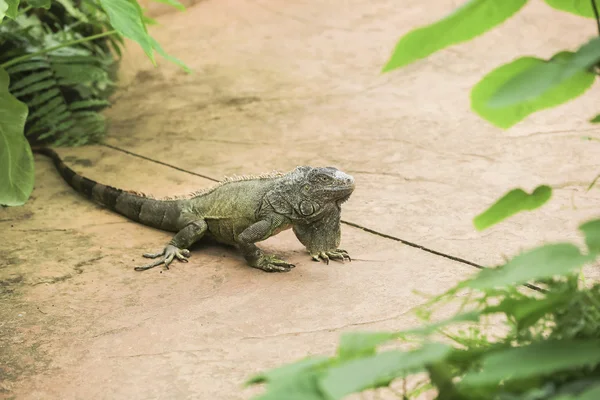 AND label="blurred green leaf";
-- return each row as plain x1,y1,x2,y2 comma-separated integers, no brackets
0,67,33,206
252,371,327,400
0,0,7,23
471,56,595,128
319,343,452,399
467,243,594,289
98,0,155,63
461,340,600,387
1,0,18,20
27,0,51,9
488,42,600,107
590,114,600,123
579,219,600,253
474,185,552,230
382,0,528,72
149,36,191,73
152,0,185,11
544,0,596,18
247,356,330,386
337,332,398,360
